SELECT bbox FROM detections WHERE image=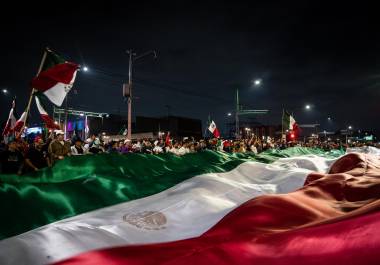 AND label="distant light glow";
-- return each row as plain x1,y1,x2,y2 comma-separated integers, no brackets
305,104,311,110
83,66,89,72
2,89,8,94
227,112,232,116
80,113,84,116
327,117,331,121
348,125,352,130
